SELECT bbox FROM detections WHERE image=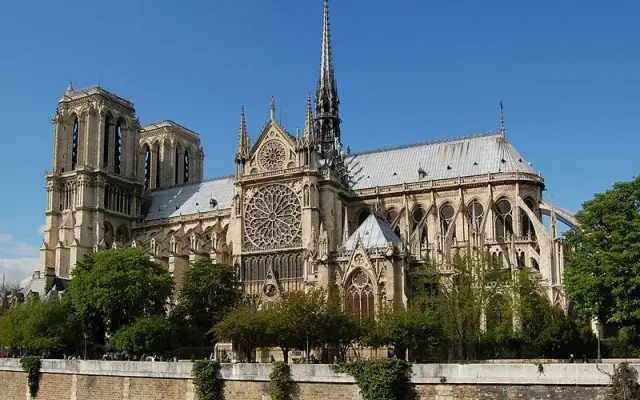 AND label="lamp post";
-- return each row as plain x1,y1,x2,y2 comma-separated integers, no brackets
596,320,602,363
83,332,88,360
